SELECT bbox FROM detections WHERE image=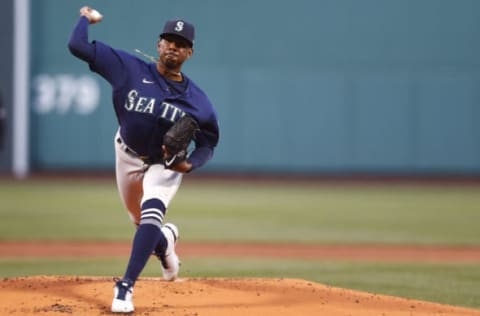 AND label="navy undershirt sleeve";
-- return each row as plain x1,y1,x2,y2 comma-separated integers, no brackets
187,146,214,171
187,113,219,171
68,16,127,88
68,17,95,62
